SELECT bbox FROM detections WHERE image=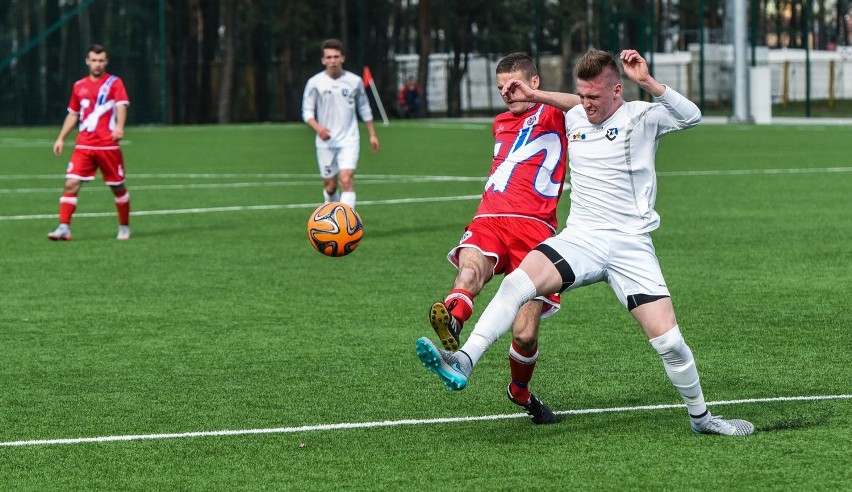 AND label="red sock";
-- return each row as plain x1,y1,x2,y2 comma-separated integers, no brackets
508,341,538,404
59,193,78,225
445,288,474,322
114,190,131,226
